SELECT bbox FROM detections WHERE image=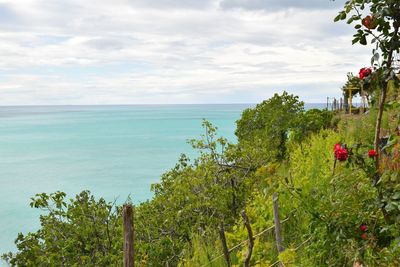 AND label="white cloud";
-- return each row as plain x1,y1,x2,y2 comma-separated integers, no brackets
219,0,343,11
0,0,371,105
